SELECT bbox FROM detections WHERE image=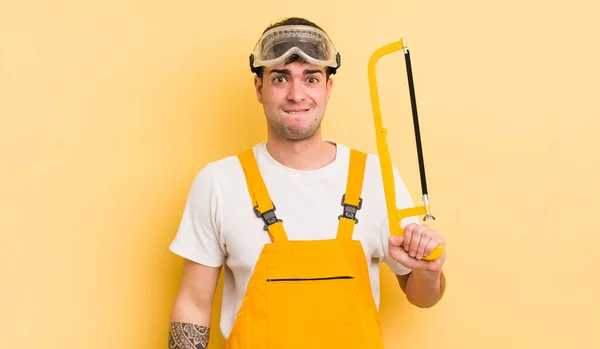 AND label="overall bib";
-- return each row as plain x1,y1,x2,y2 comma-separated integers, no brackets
226,148,385,349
